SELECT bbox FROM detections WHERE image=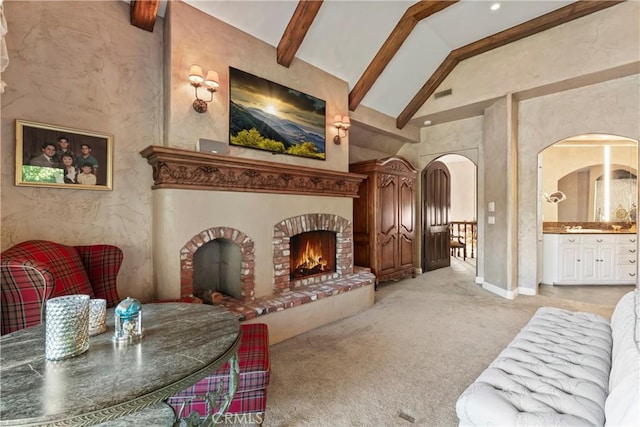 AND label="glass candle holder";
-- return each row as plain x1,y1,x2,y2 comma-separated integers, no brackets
45,295,90,361
113,297,143,344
